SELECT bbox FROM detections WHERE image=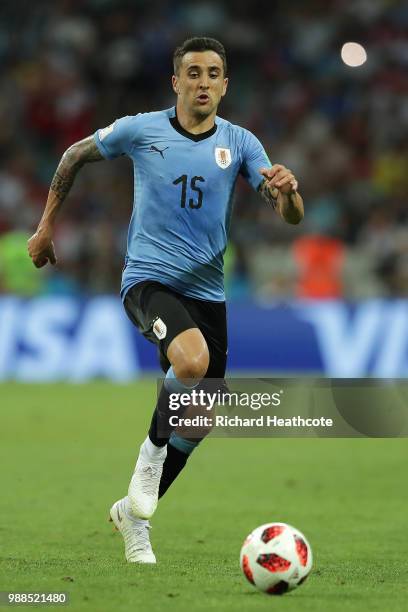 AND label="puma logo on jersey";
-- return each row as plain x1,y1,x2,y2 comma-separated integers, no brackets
149,145,169,158
215,147,232,168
